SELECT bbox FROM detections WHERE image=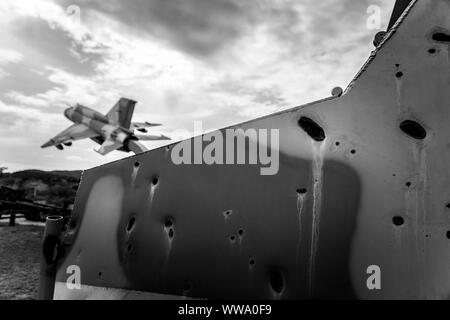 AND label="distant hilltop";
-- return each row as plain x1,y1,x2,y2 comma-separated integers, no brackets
0,170,82,207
